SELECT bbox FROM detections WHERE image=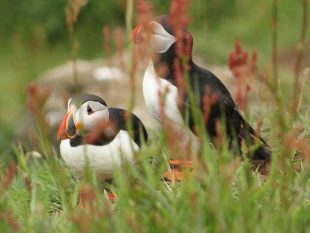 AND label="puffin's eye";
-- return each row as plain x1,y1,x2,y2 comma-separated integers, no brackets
87,104,94,115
